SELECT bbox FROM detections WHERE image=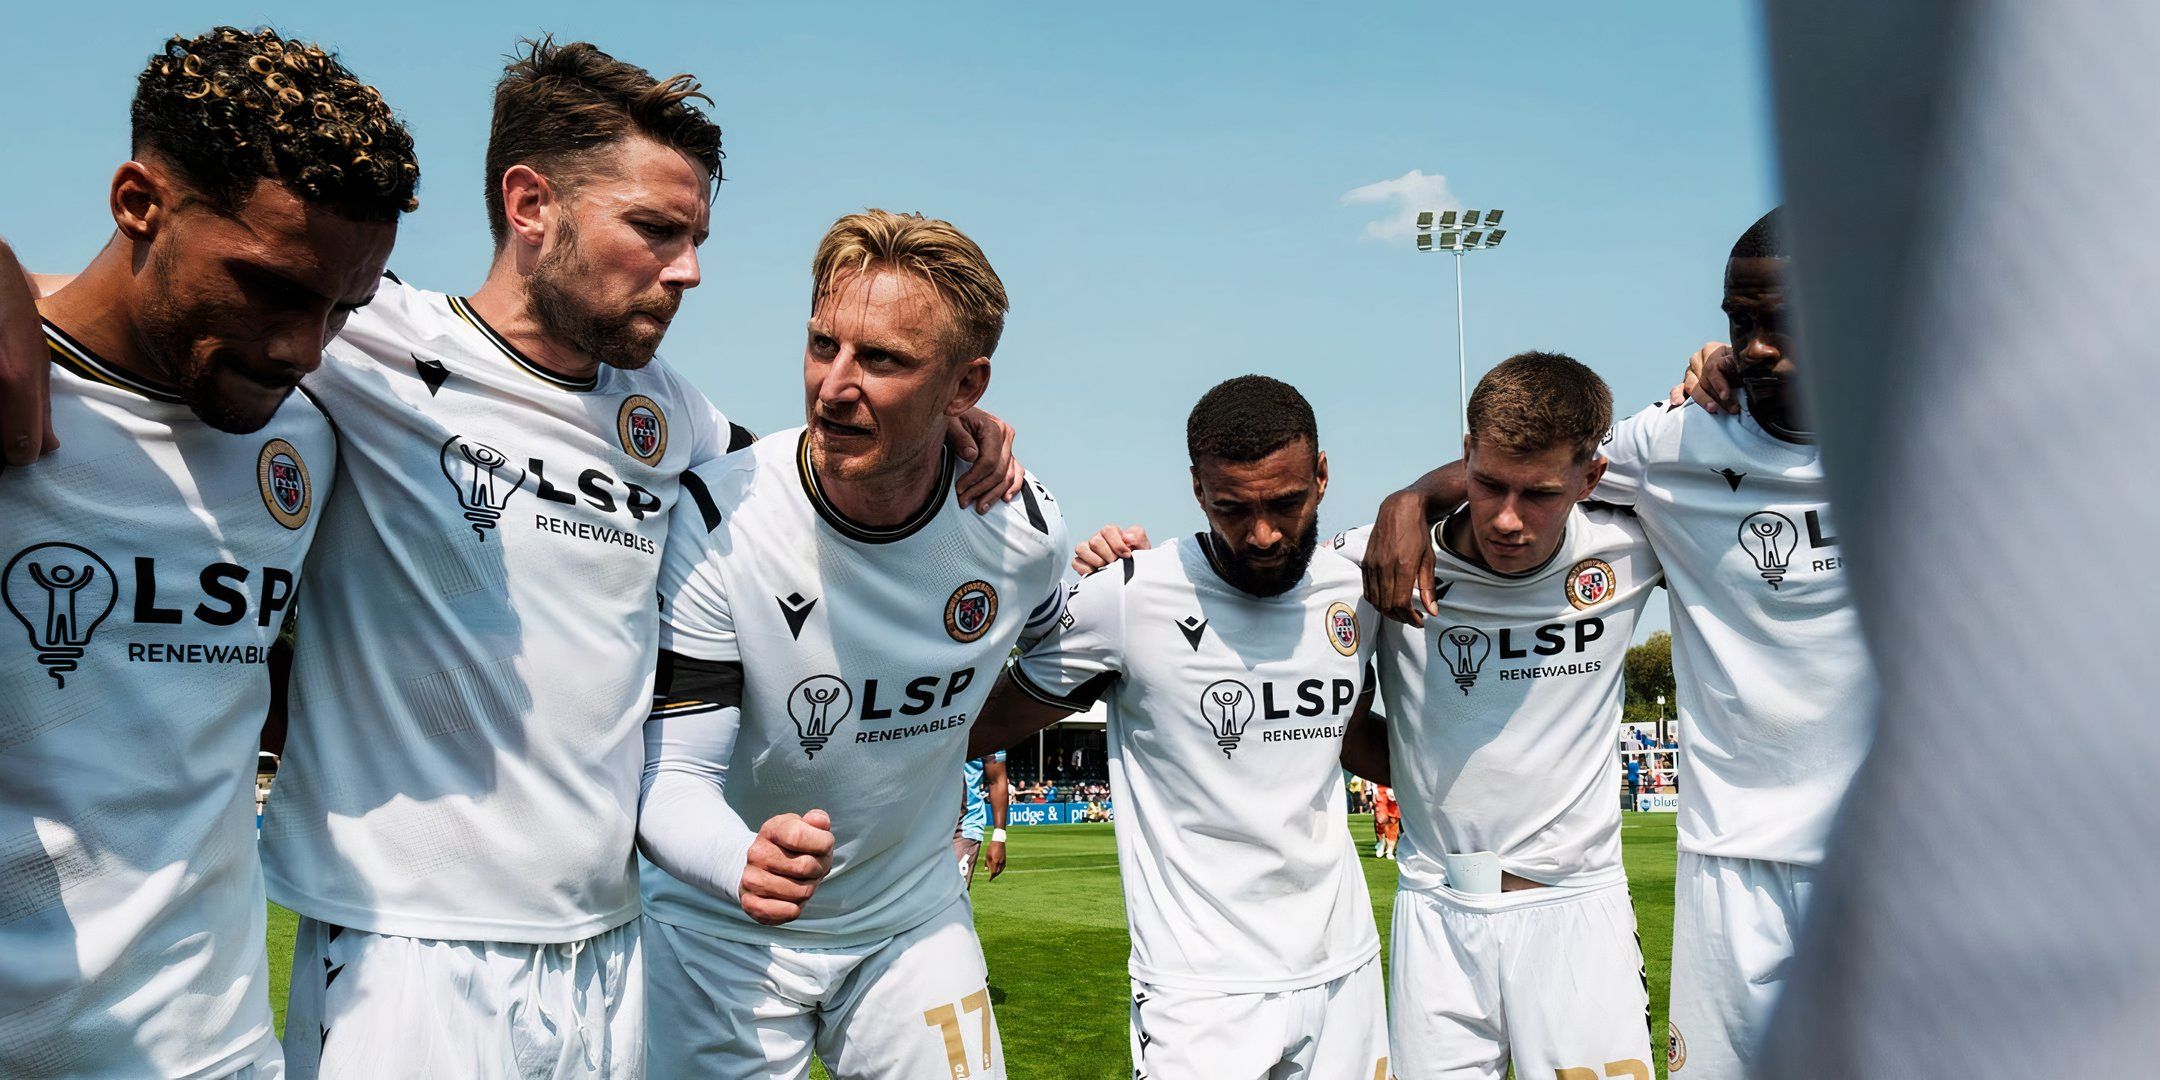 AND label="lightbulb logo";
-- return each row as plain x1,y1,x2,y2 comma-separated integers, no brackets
787,674,854,759
3,542,118,688
1737,511,1799,589
439,435,525,541
1436,625,1491,694
1198,678,1255,757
